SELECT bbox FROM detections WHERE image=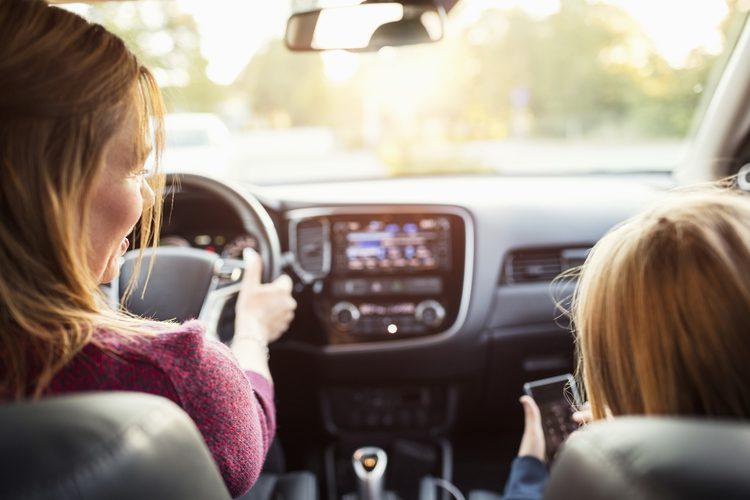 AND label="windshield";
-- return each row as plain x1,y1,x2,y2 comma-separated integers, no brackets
66,0,748,183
